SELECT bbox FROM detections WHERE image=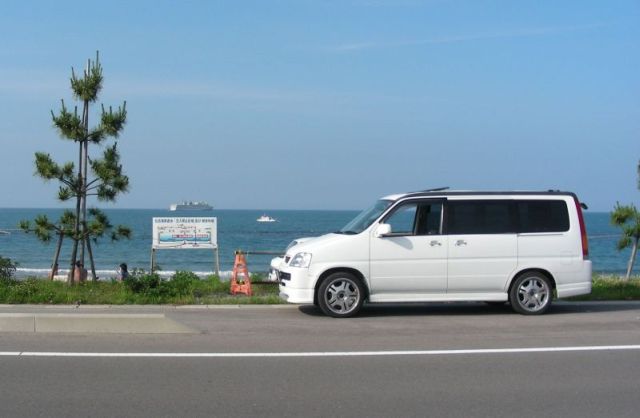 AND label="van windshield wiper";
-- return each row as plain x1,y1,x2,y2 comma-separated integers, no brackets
335,230,358,235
